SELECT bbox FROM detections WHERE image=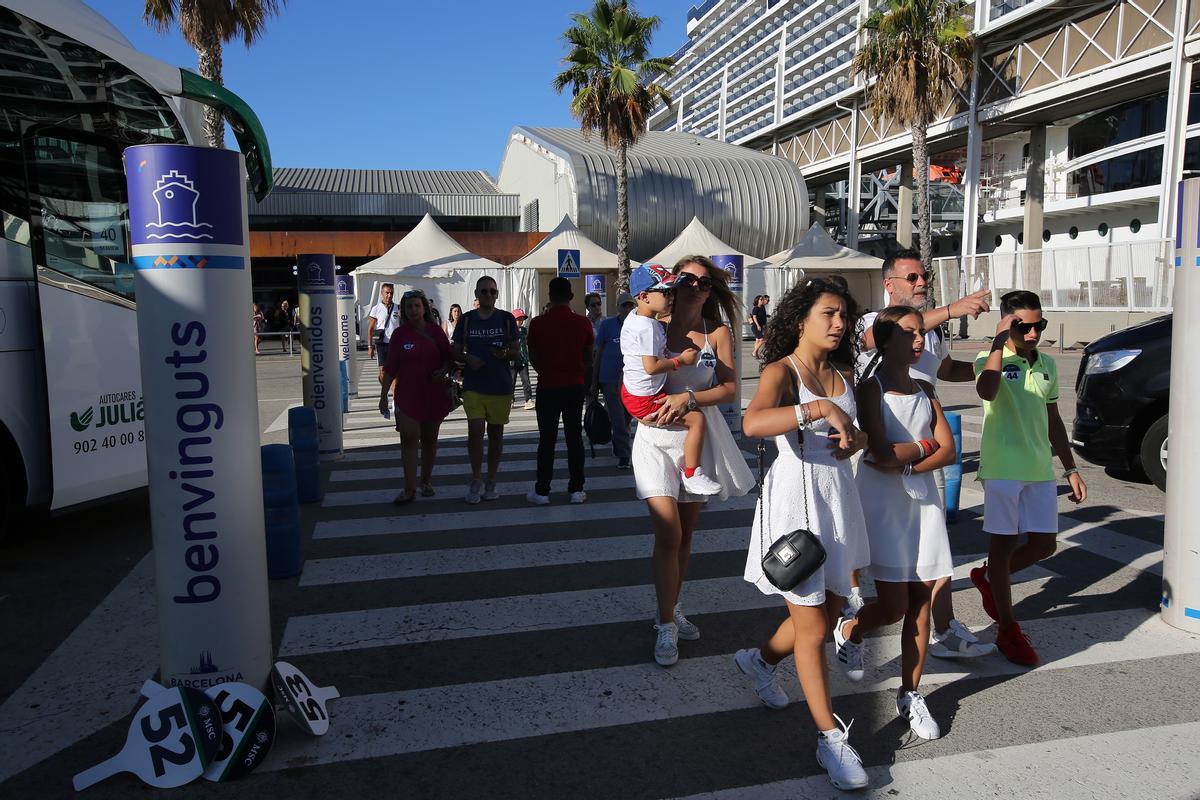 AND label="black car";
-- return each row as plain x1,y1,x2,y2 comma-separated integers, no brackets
1072,315,1170,490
